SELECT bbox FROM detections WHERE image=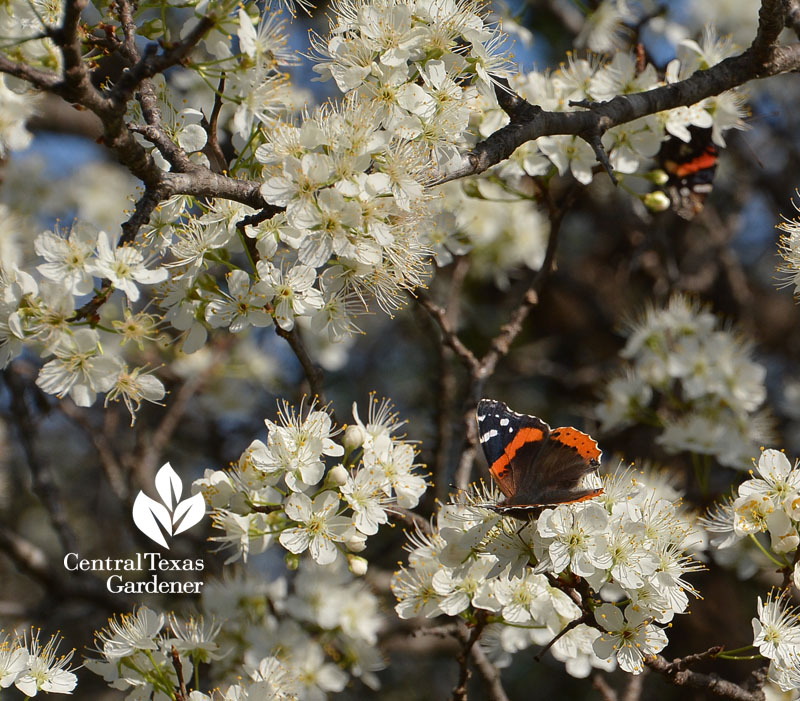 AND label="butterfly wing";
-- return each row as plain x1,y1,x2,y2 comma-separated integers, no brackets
658,126,718,220
506,426,603,507
476,399,550,500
